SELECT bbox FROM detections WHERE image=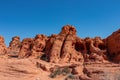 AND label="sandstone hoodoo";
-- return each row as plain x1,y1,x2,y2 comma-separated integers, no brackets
8,36,21,54
45,25,84,63
0,25,120,63
0,25,120,80
31,34,47,58
18,38,33,58
0,36,7,55
44,25,108,63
